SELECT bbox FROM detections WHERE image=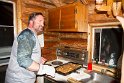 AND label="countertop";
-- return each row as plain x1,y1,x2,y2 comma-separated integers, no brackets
43,58,91,83
44,68,91,83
